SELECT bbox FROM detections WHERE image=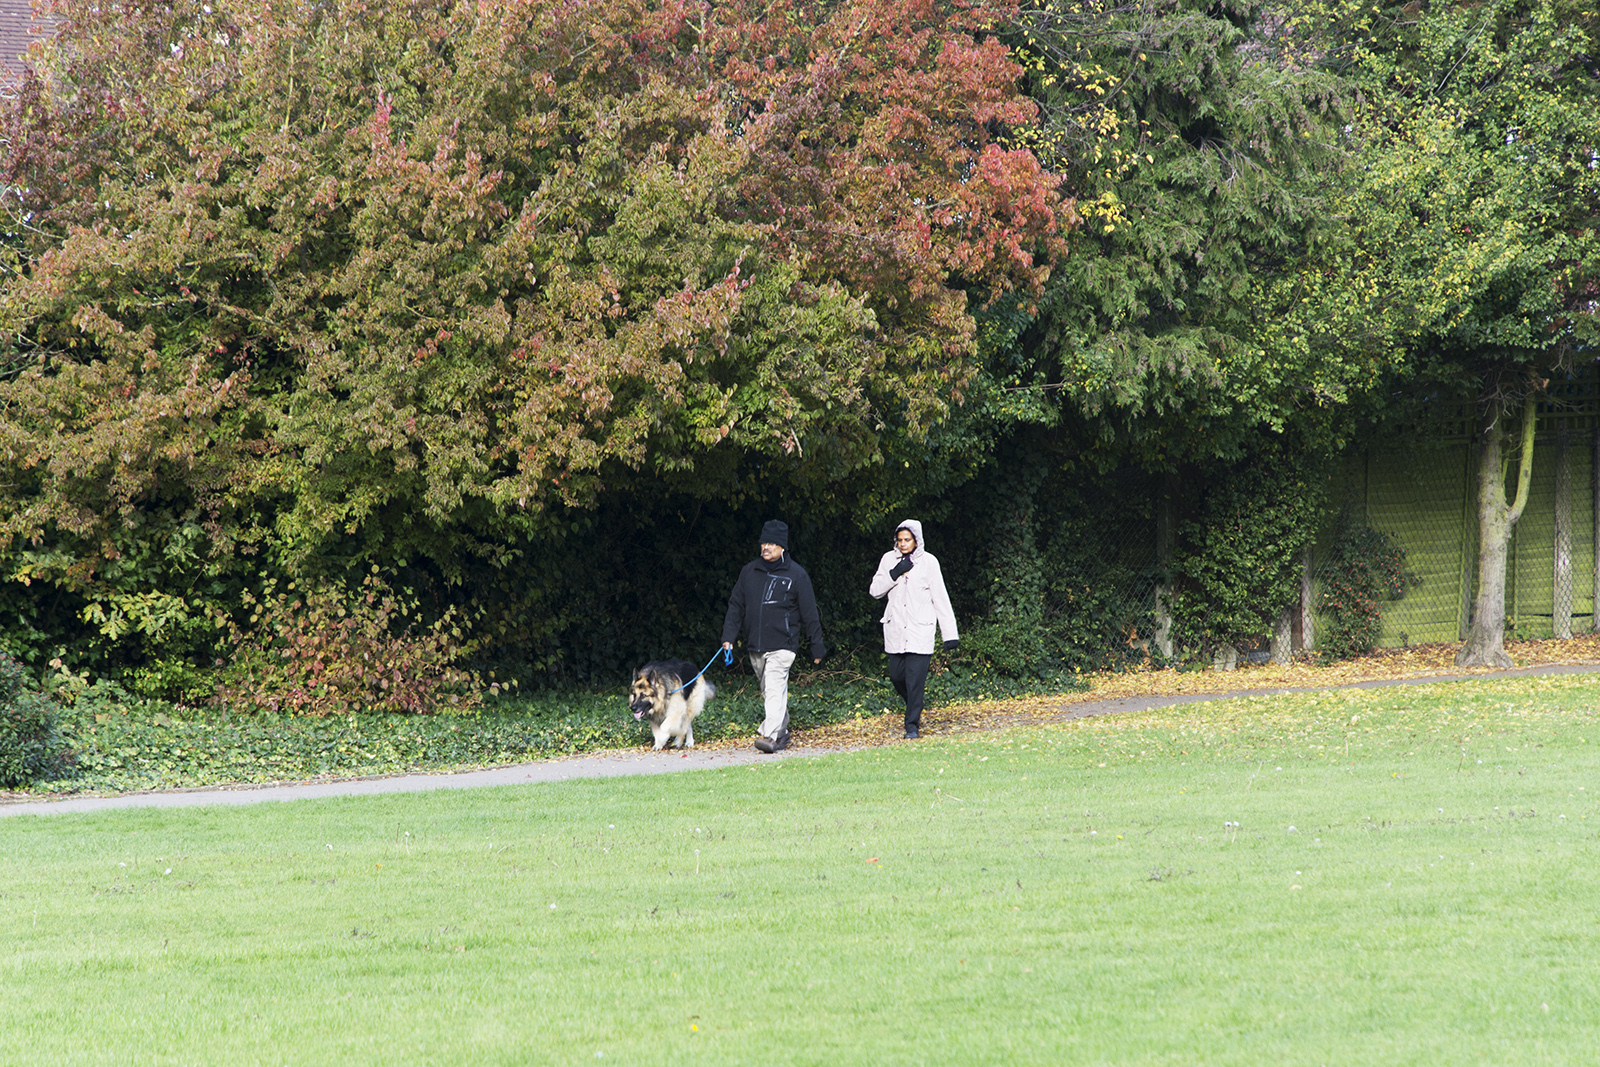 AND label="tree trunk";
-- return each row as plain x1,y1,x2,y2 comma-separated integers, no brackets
1153,471,1177,659
1457,395,1538,667
1554,425,1572,639
1270,606,1293,664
